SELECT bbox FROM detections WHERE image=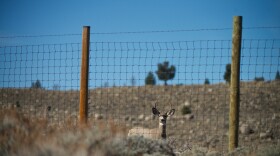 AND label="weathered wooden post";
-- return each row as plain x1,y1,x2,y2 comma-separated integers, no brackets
229,16,242,152
79,26,90,126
